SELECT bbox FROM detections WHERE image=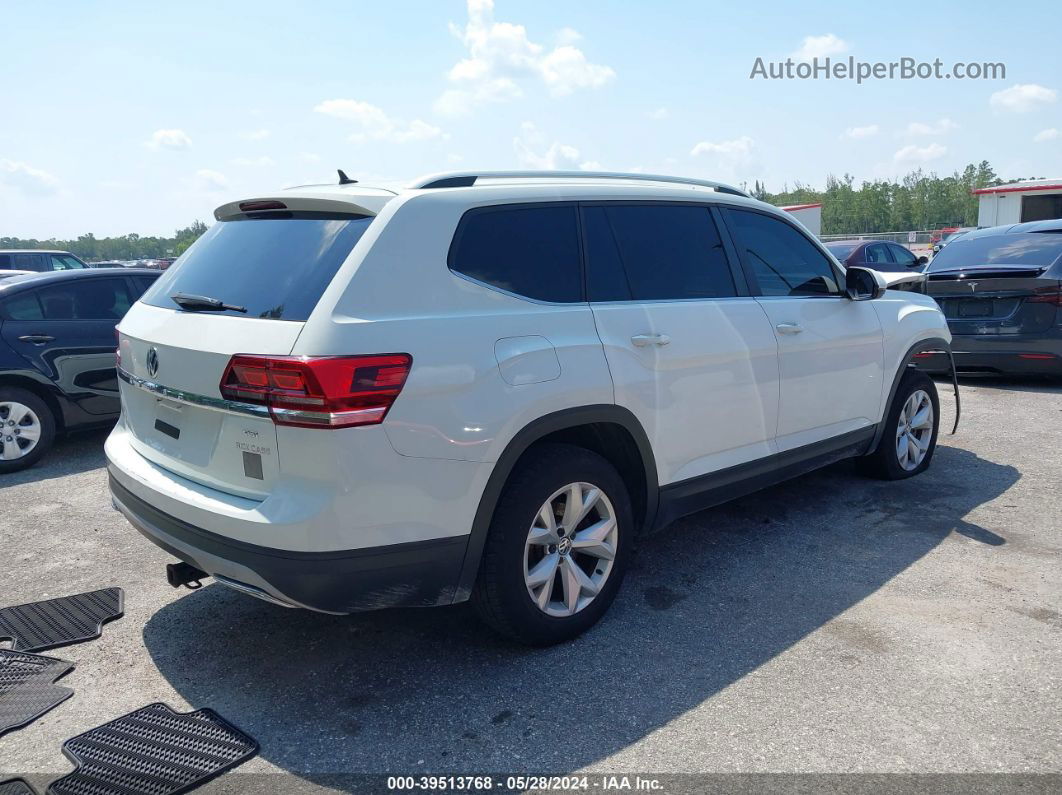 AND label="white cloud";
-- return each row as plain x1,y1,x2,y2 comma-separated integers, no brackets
146,128,192,150
538,46,615,96
842,124,879,139
690,136,755,158
313,99,444,143
436,0,614,116
192,169,229,191
240,129,271,141
0,159,59,196
792,33,849,62
299,152,321,163
231,156,275,167
893,143,947,163
513,122,598,170
905,118,958,136
1034,128,1059,143
648,107,670,120
446,152,464,164
990,83,1057,113
555,27,582,45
